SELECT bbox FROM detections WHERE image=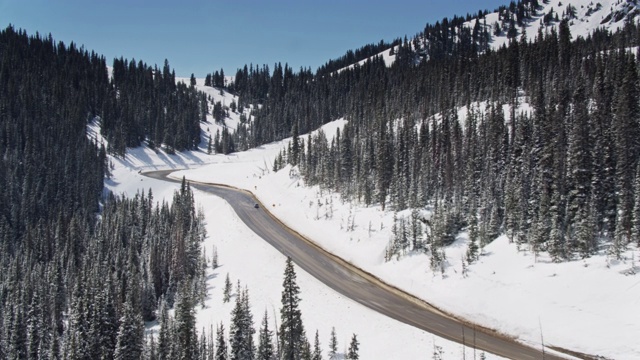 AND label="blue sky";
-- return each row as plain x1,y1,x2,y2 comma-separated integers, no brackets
1,0,508,77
